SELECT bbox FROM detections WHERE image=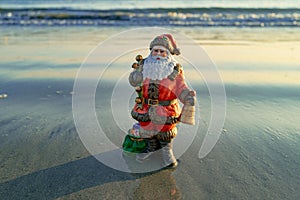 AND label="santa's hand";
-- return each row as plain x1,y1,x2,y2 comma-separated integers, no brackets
184,90,196,106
